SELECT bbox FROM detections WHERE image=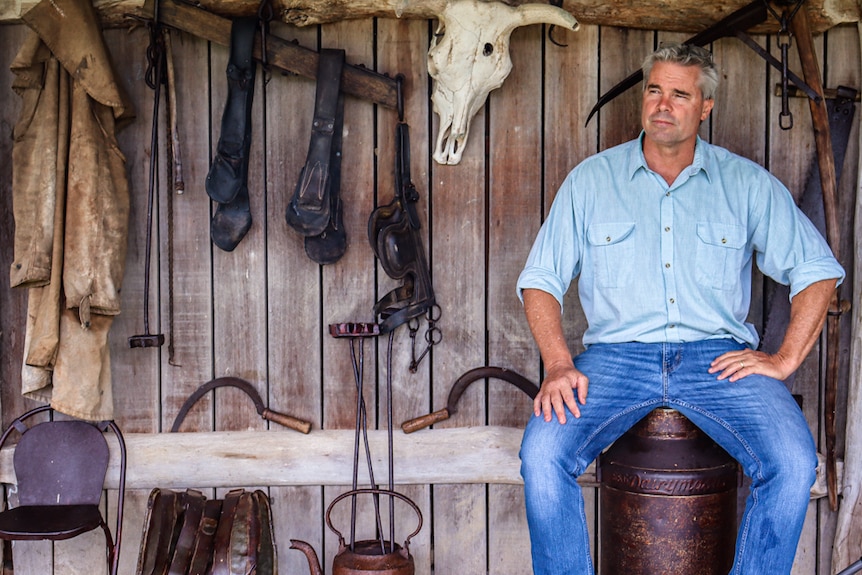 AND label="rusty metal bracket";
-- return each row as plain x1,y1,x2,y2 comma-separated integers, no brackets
777,84,862,101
